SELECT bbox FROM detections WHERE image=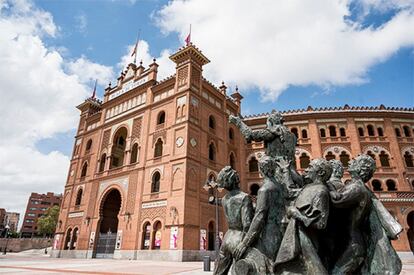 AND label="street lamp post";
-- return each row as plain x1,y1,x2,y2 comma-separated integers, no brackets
3,225,10,255
203,179,223,265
